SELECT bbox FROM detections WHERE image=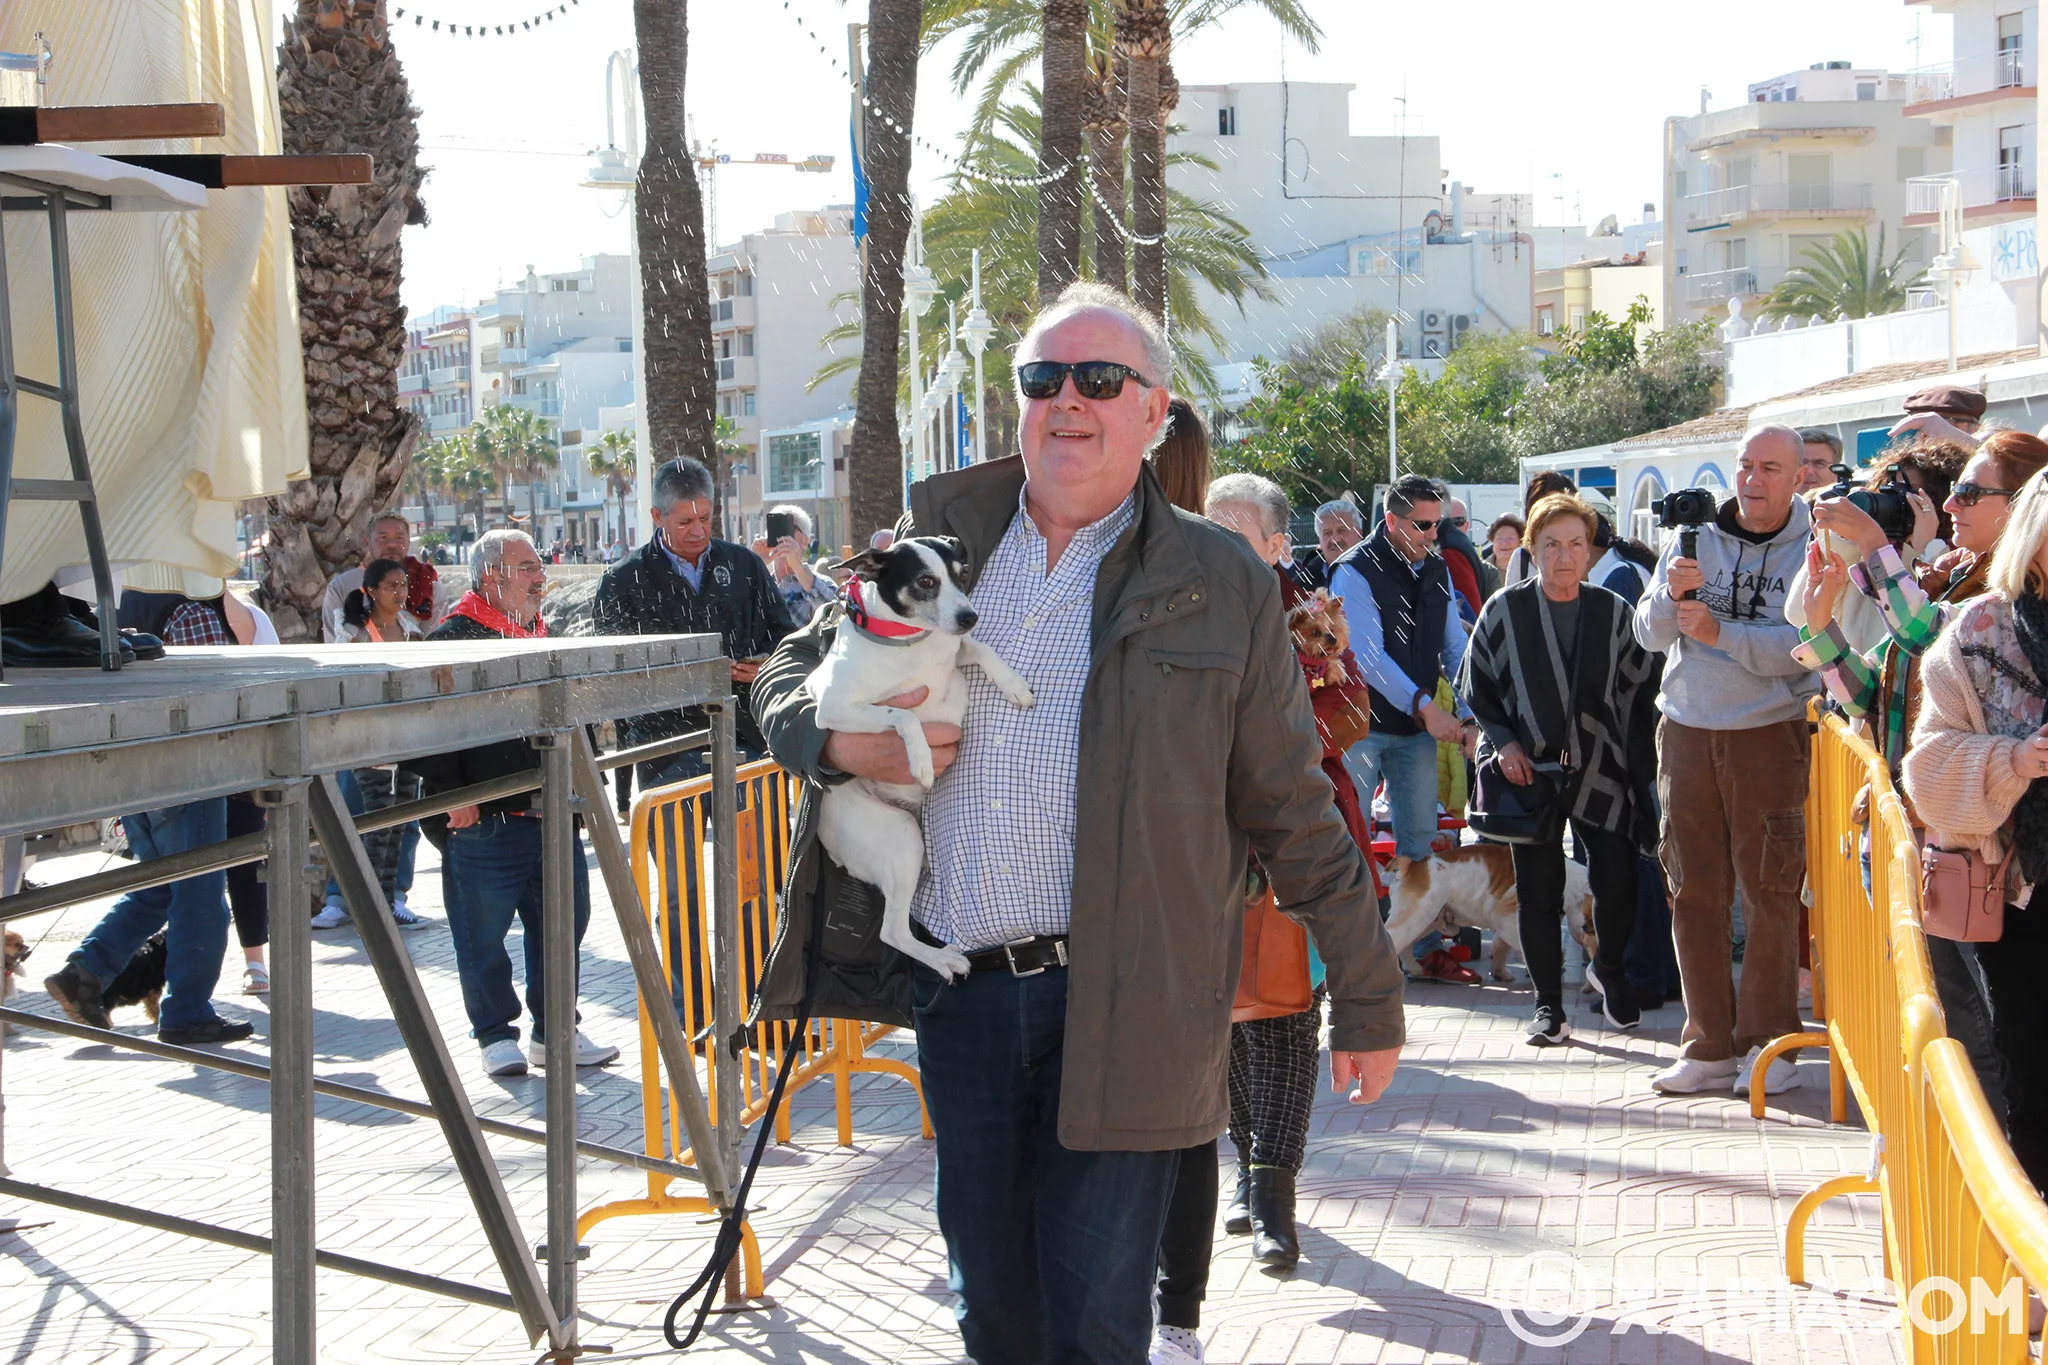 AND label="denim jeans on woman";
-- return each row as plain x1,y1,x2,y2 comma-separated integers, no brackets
70,799,231,1031
441,813,591,1045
